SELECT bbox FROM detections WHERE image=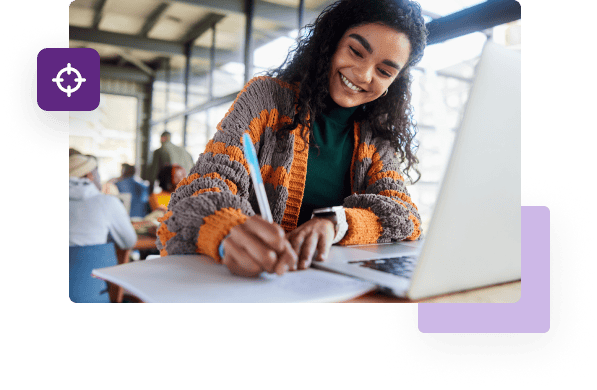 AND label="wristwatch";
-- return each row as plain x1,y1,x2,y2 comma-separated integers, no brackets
311,206,348,244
